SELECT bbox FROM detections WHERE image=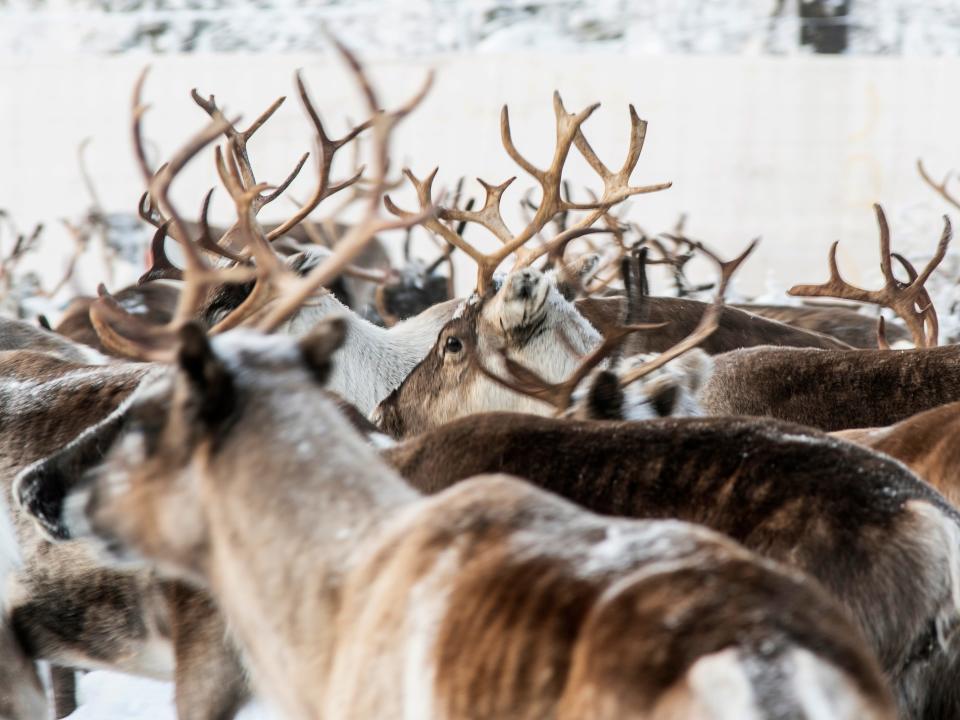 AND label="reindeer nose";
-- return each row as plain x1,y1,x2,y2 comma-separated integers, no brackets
515,270,537,299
